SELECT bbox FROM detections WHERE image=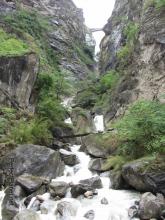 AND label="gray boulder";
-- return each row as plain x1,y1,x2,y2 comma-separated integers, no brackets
13,210,40,220
49,181,69,198
122,159,165,194
56,200,79,218
80,176,103,189
101,197,109,205
86,145,106,158
60,149,79,166
84,210,95,220
0,144,65,180
71,184,93,198
88,158,106,172
138,192,165,219
16,174,43,194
